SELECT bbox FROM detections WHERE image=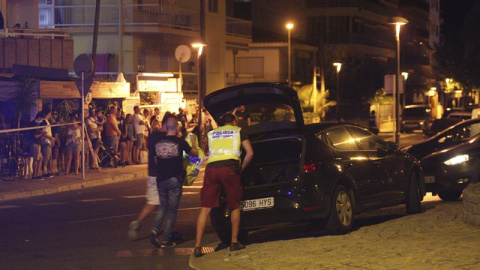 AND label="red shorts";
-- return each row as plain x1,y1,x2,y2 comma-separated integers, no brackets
200,166,242,210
